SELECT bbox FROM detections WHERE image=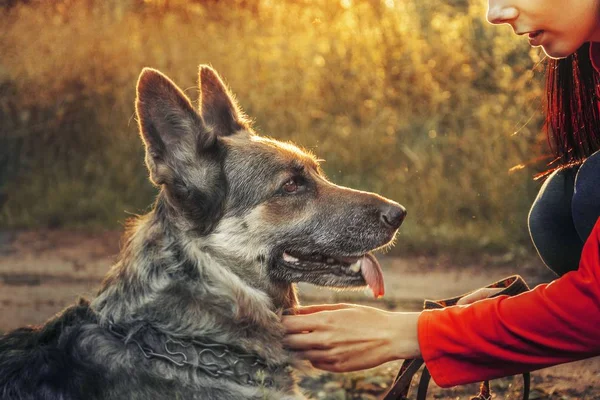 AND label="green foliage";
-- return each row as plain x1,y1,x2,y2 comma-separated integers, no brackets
0,0,549,254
